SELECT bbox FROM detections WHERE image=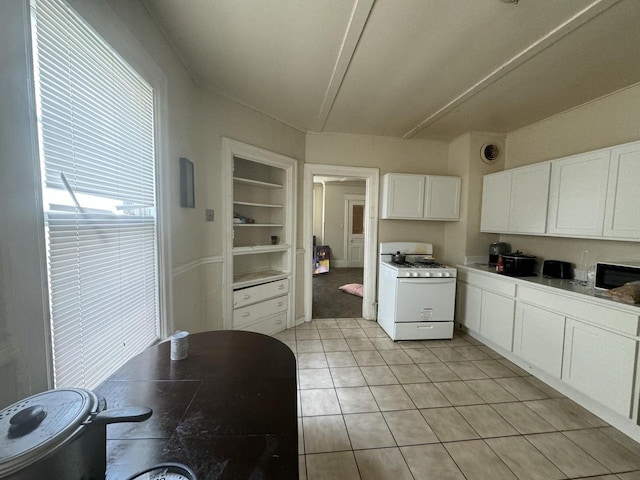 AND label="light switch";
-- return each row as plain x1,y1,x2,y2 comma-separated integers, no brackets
205,209,214,222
